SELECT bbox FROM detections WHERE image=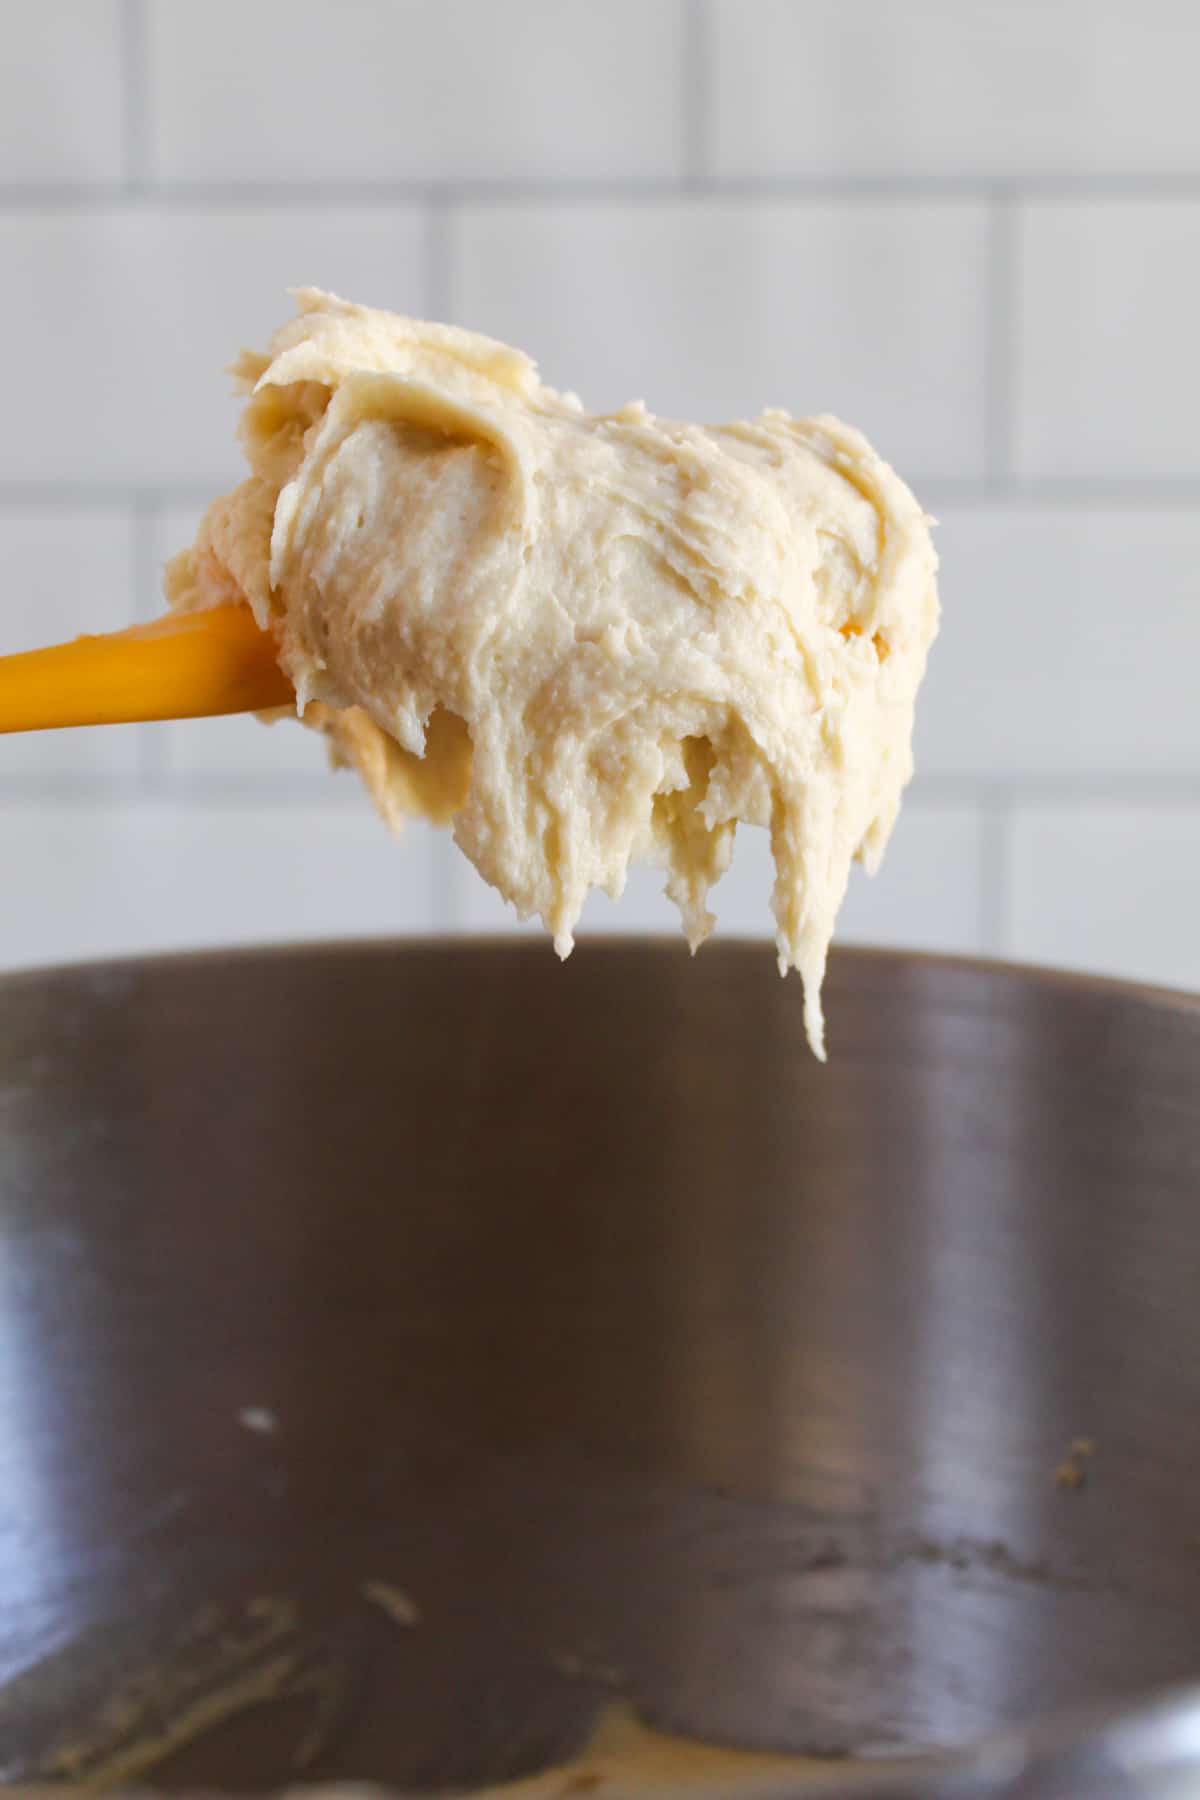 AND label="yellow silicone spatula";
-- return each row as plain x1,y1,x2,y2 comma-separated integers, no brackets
0,604,294,733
